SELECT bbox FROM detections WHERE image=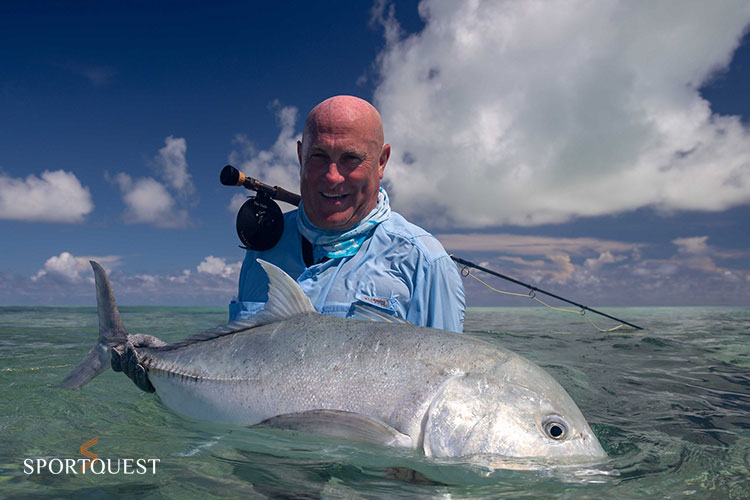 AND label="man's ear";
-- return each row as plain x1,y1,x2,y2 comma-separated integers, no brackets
297,140,303,166
379,144,391,179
